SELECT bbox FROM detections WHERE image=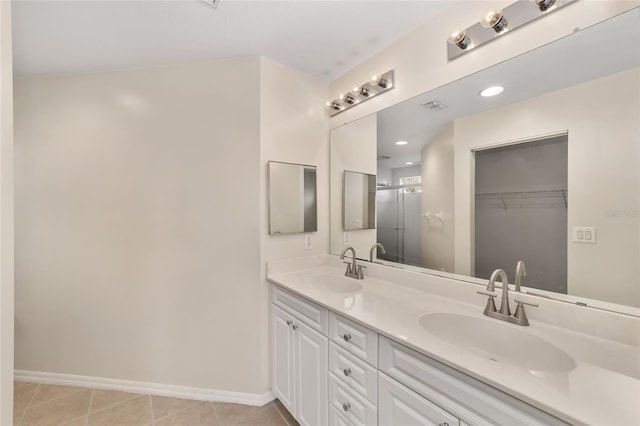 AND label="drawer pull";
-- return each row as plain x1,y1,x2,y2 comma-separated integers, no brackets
292,324,299,330
343,368,352,377
286,320,293,326
343,333,352,342
342,402,351,412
